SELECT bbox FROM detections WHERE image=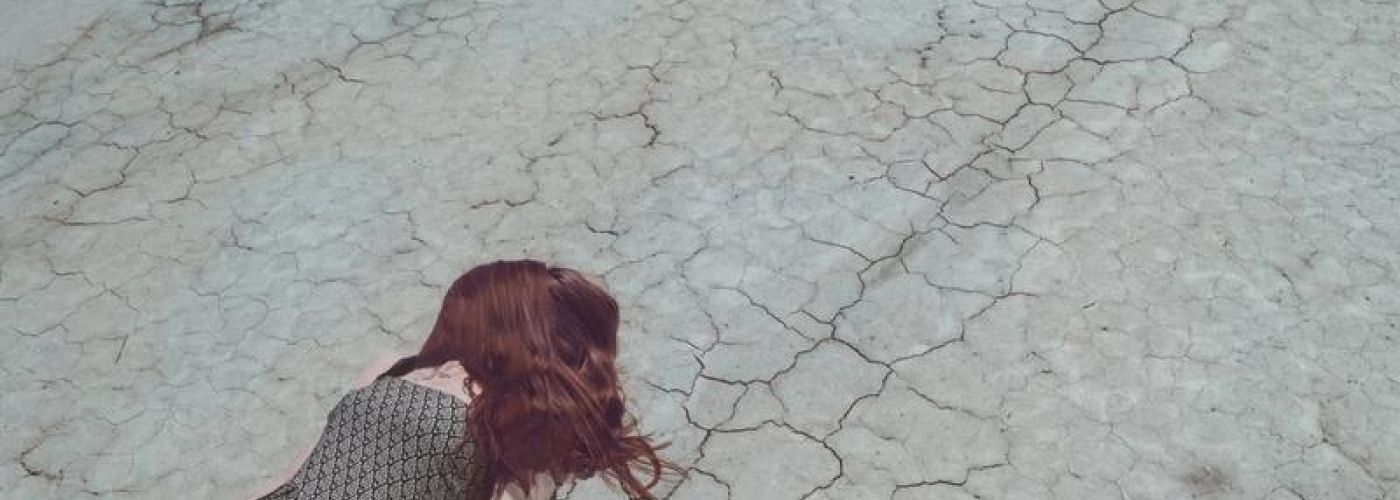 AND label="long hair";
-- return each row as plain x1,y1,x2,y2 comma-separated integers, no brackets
413,259,681,499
